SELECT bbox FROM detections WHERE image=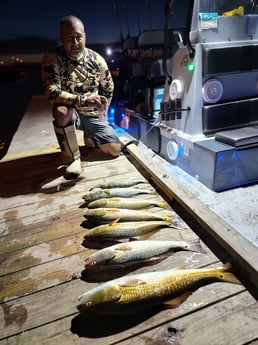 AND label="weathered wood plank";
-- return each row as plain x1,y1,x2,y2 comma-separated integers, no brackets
0,158,146,233
118,290,258,345
0,209,83,254
0,153,135,203
0,231,88,276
